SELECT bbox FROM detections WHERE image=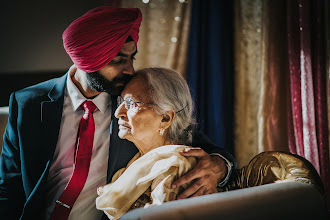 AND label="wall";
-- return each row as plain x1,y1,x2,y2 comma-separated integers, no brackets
0,0,103,106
